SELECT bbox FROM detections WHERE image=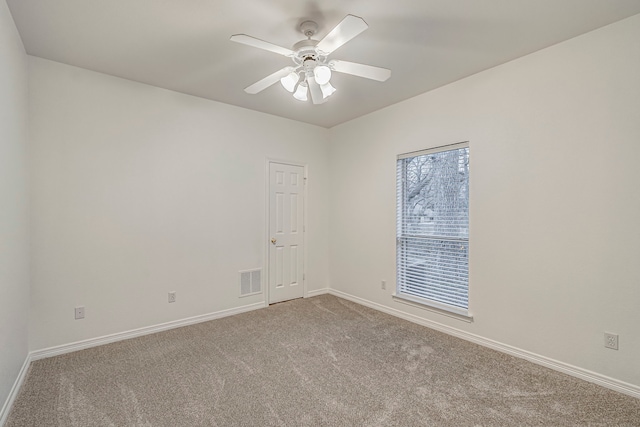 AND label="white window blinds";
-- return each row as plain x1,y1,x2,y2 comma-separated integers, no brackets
396,143,469,313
